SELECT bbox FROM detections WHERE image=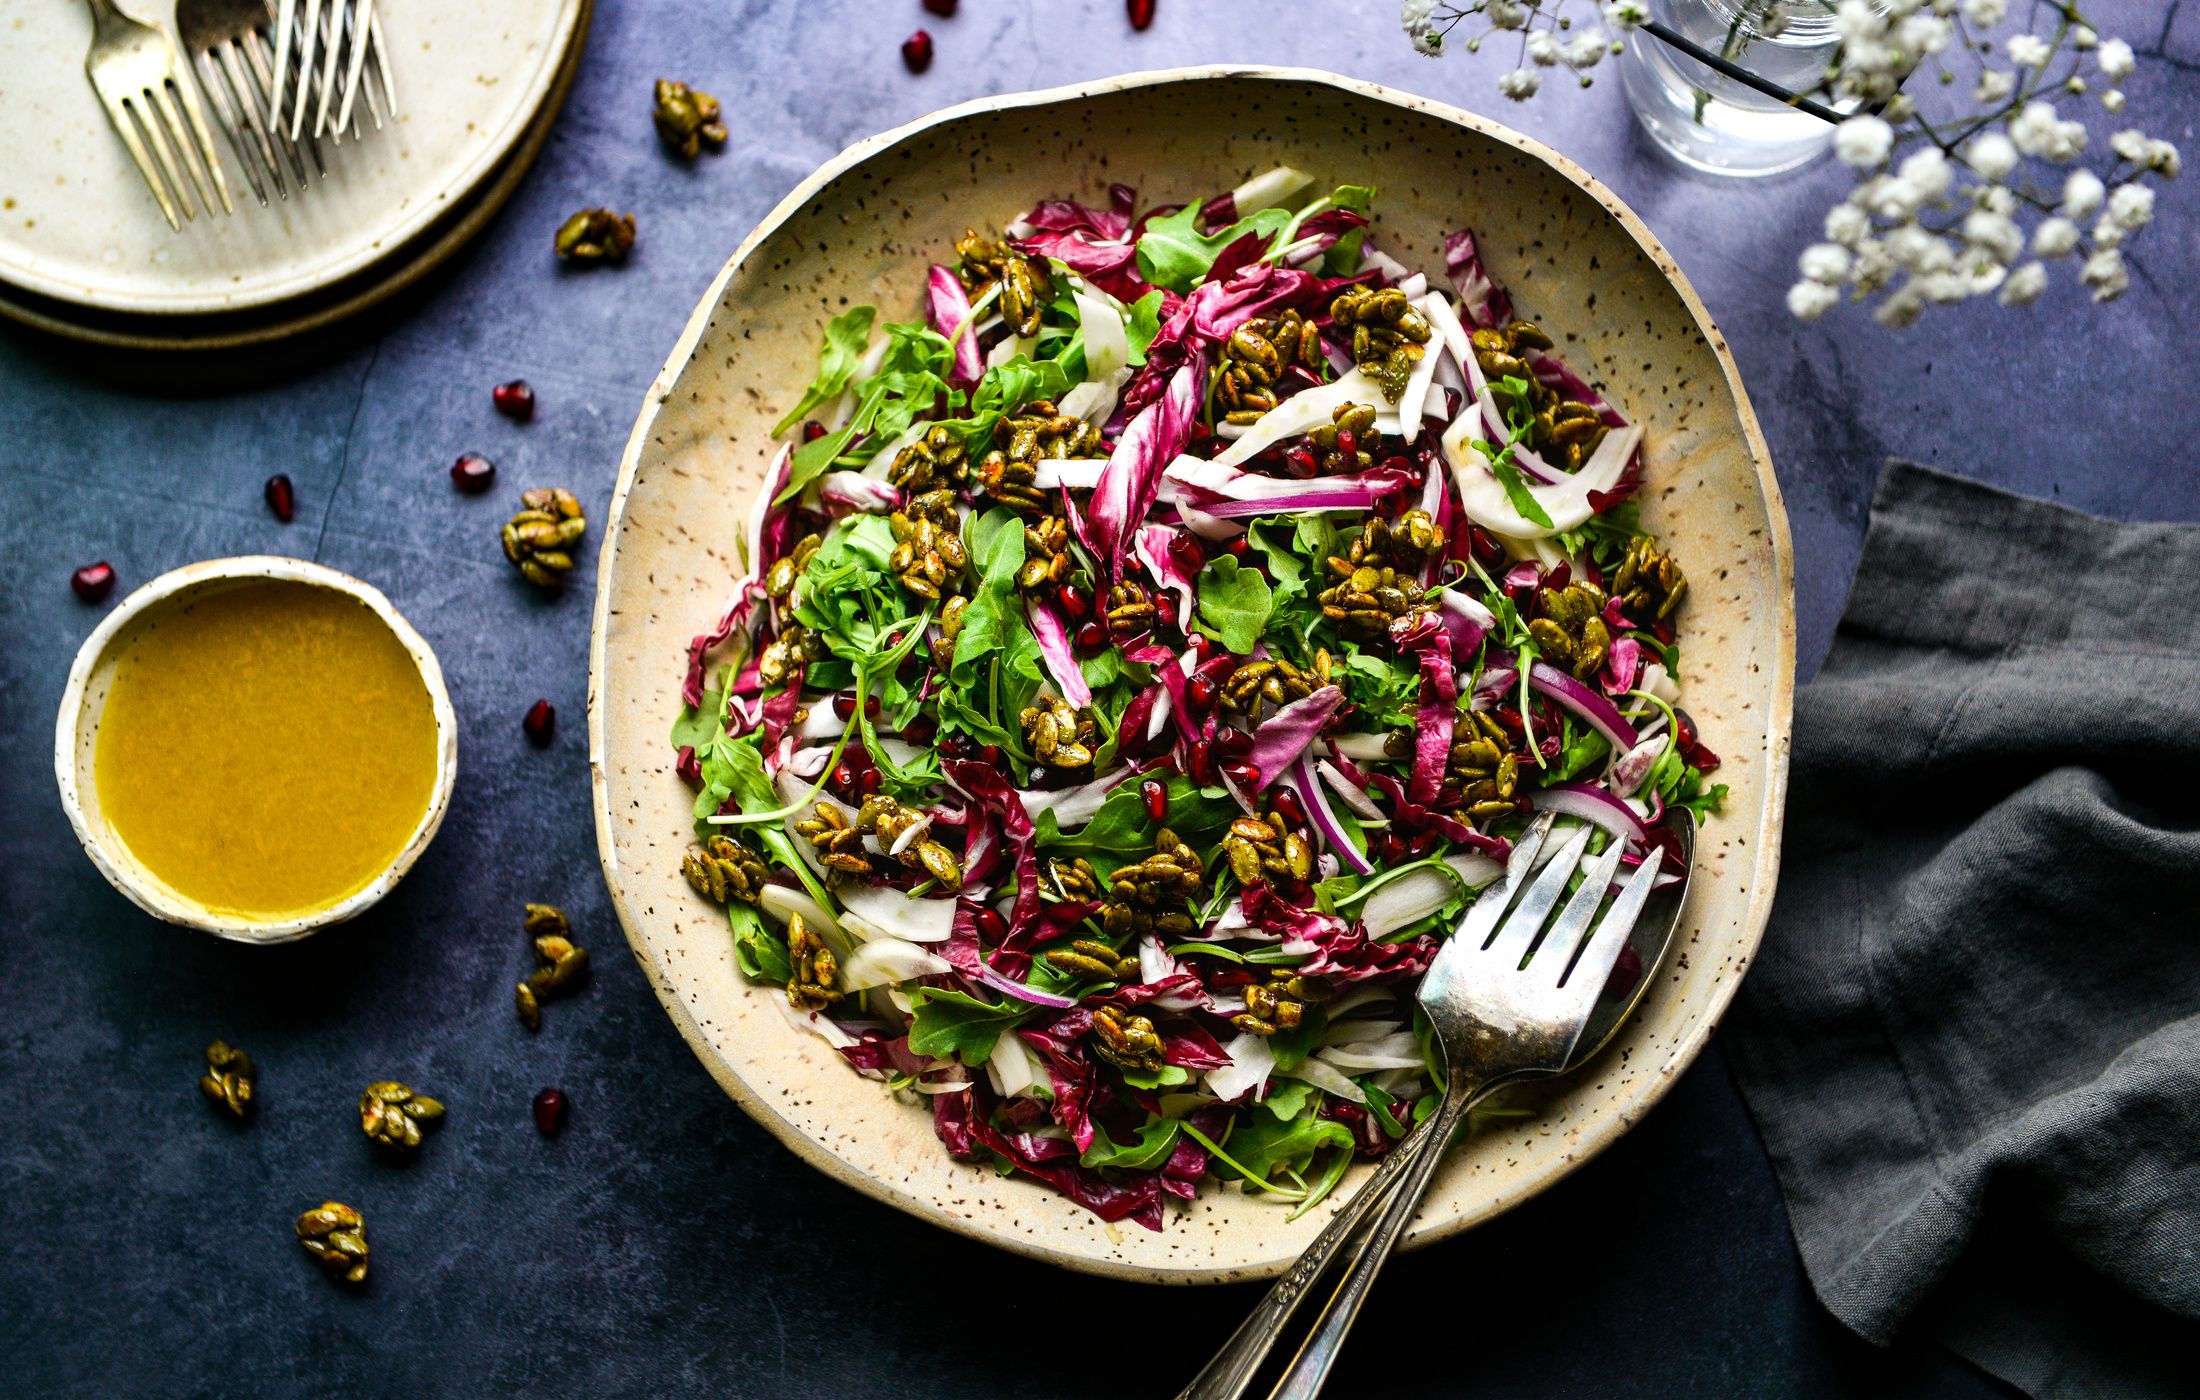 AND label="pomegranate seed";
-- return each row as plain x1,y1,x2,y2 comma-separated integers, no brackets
901,716,938,745
1187,739,1216,786
1381,454,1414,475
1166,532,1205,574
1374,835,1407,865
1128,0,1156,30
861,768,886,796
833,694,856,718
940,736,974,761
922,0,957,14
532,1087,569,1136
1335,428,1357,459
71,561,116,603
1270,788,1306,828
979,744,1001,765
523,699,556,747
901,28,933,71
1056,583,1090,620
1075,620,1108,650
973,907,1007,943
1283,445,1319,476
264,473,296,523
1185,674,1218,715
1216,727,1253,758
803,420,827,442
1223,761,1262,789
830,764,855,797
450,452,497,493
1141,778,1168,822
492,379,536,422
1224,537,1250,558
